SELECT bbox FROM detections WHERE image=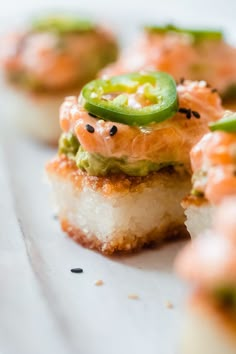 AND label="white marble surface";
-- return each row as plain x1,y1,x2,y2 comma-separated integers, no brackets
0,2,235,354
